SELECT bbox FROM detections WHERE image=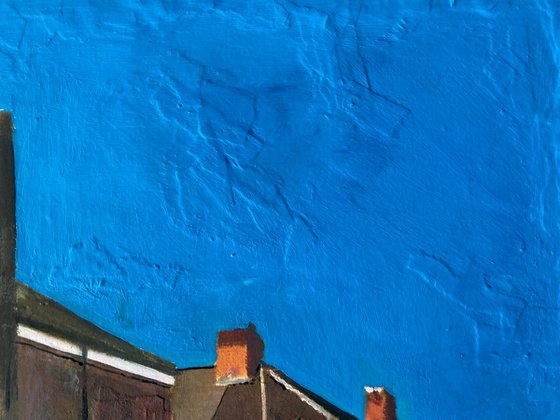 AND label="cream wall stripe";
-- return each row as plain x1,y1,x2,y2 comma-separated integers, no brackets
17,324,82,357
16,324,175,386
